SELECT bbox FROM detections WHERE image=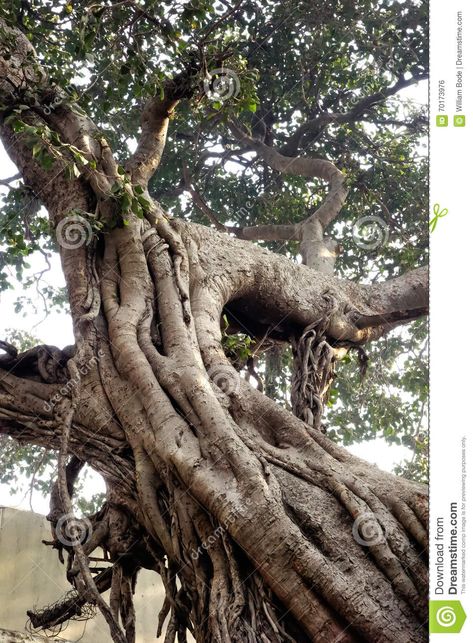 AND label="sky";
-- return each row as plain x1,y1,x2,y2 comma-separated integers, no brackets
0,81,426,515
